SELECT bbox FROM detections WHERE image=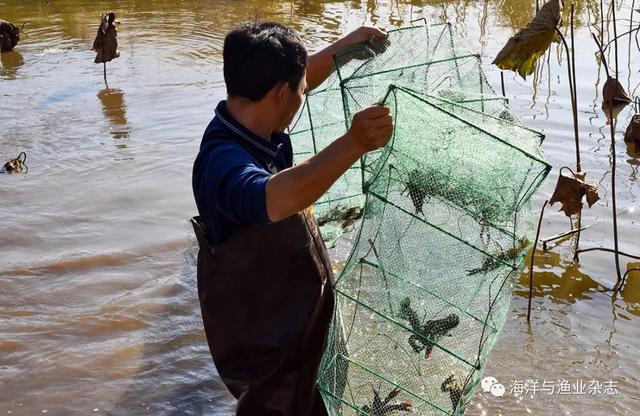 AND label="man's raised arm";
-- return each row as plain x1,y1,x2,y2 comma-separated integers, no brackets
305,26,387,91
266,105,392,222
